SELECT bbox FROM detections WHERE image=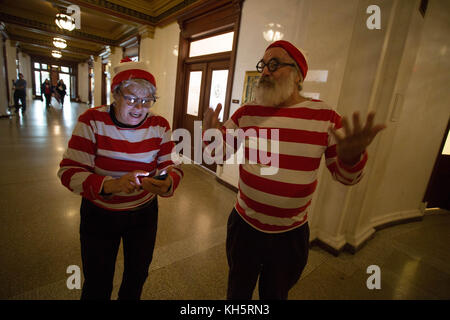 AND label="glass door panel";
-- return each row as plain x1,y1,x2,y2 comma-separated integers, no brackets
186,71,202,116
34,71,41,96
208,70,228,122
